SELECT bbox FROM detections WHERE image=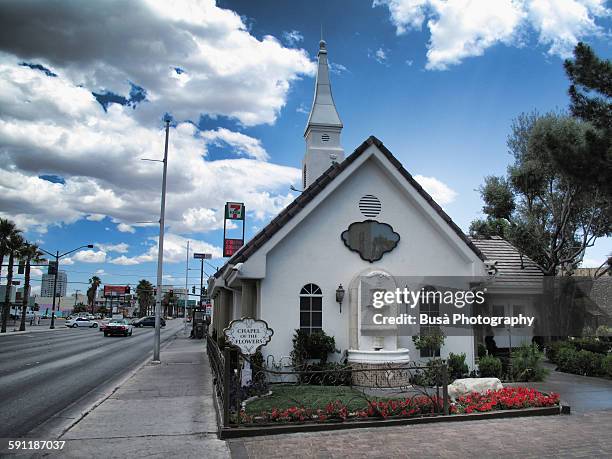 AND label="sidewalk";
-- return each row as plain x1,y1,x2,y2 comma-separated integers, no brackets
56,330,229,458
